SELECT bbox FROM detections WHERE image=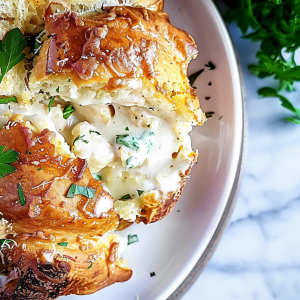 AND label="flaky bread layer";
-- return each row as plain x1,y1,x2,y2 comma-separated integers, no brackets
30,4,206,126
